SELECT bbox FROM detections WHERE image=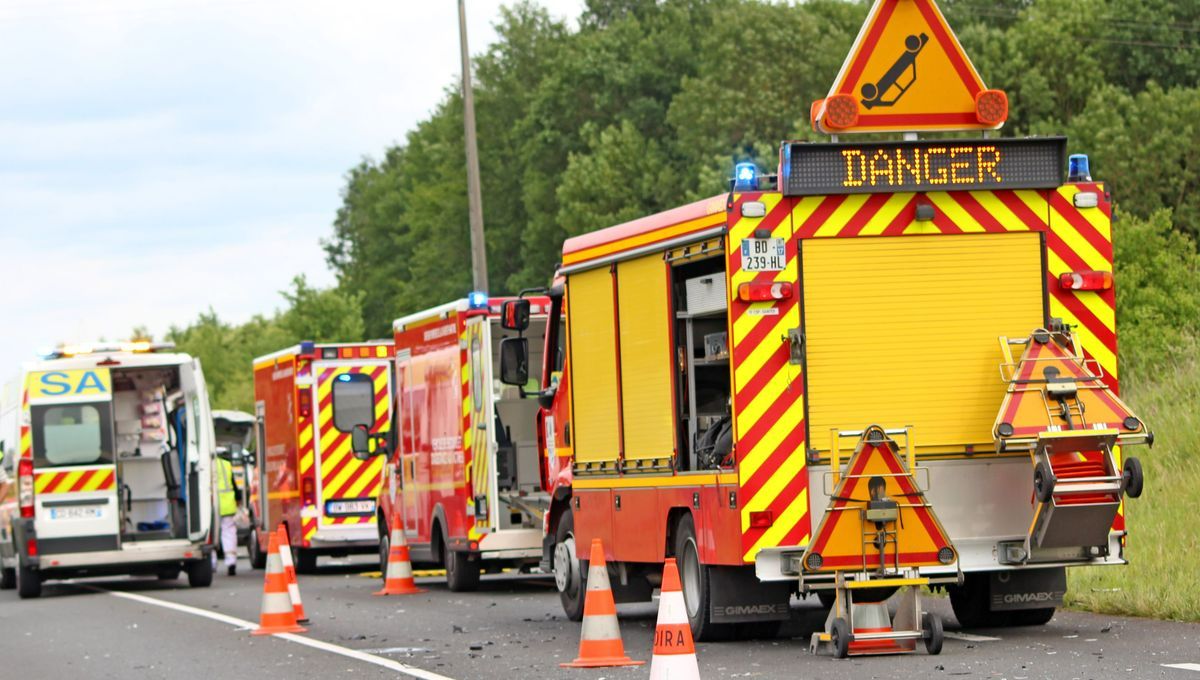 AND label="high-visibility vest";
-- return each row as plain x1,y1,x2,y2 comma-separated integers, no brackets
216,457,237,517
